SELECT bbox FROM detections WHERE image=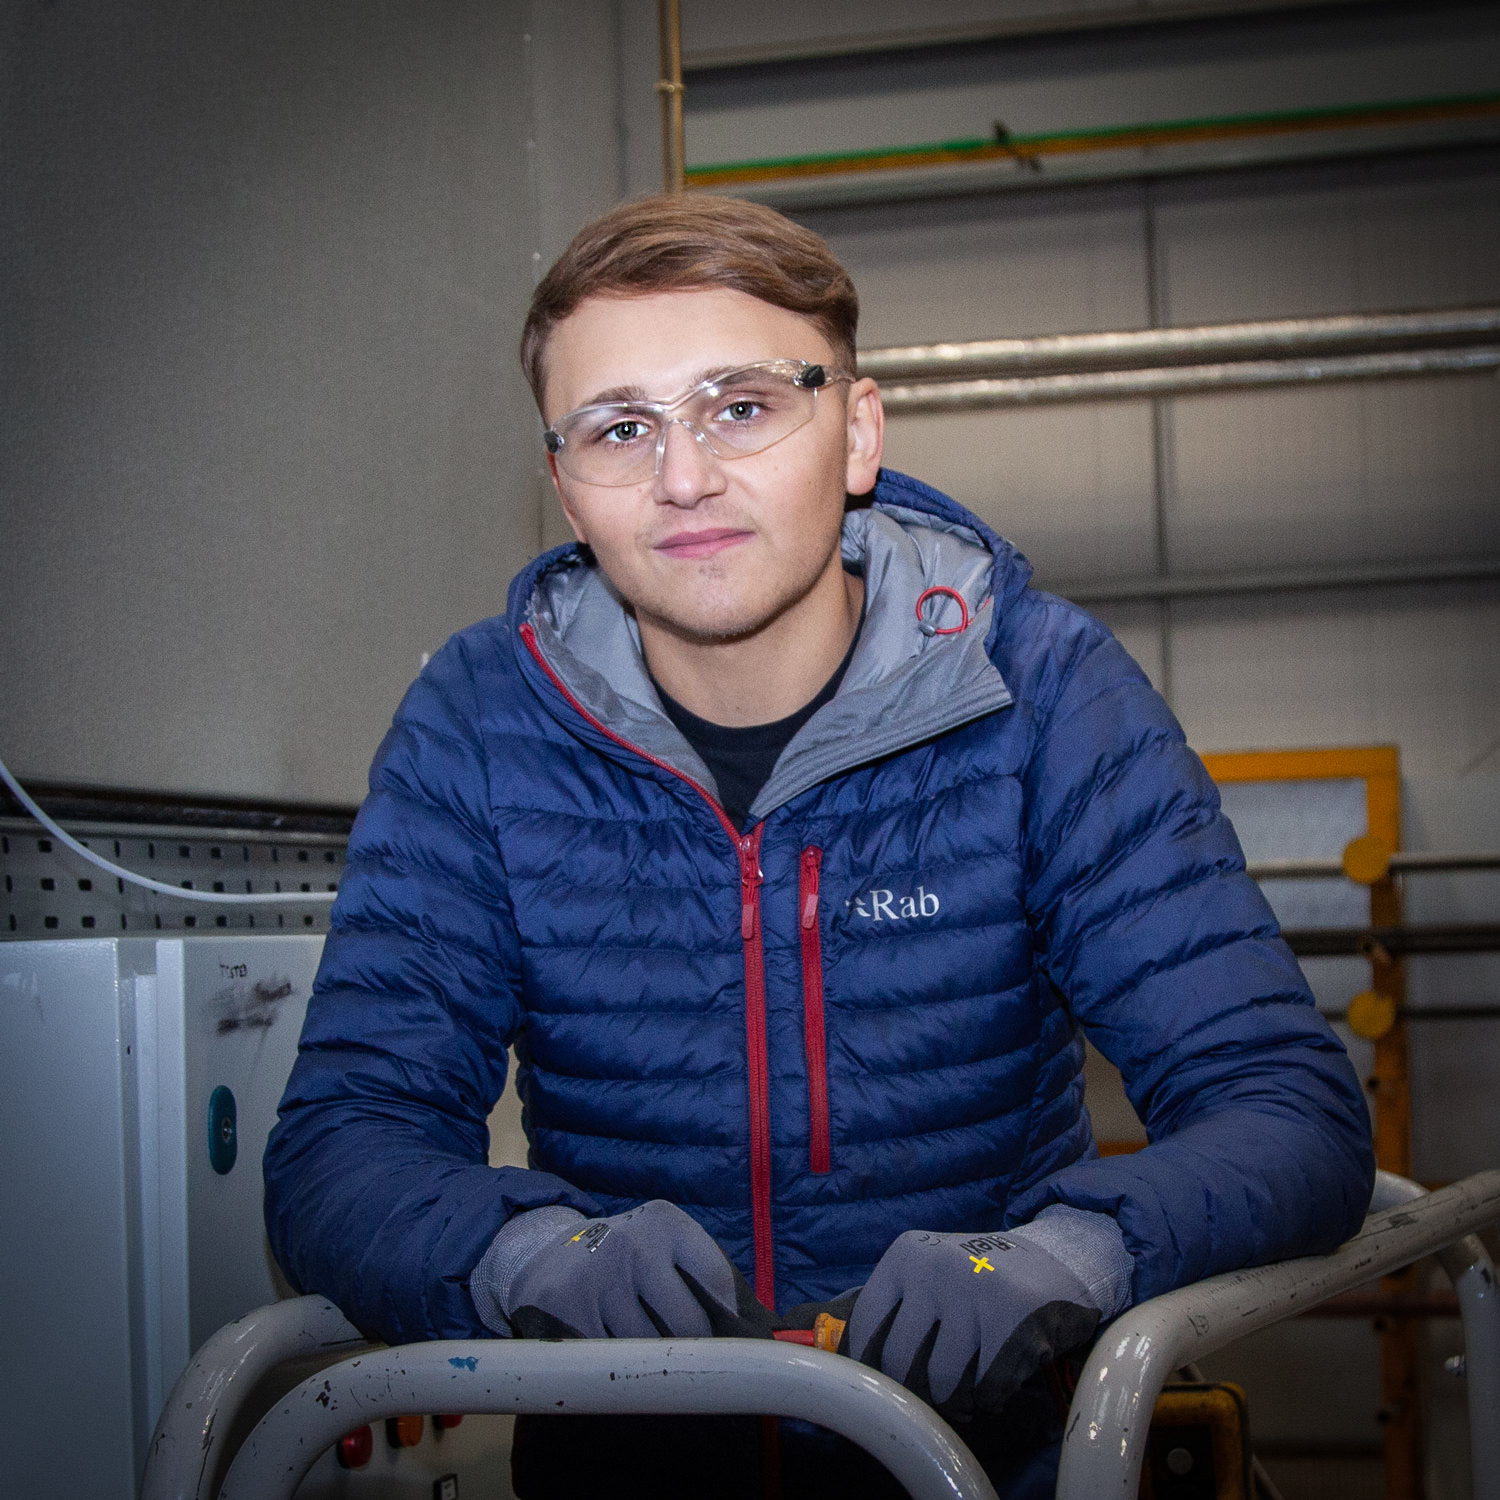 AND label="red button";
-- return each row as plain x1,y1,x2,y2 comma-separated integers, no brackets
337,1426,373,1469
433,1413,464,1430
